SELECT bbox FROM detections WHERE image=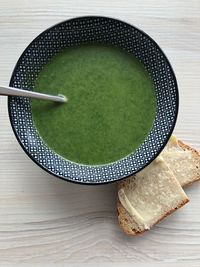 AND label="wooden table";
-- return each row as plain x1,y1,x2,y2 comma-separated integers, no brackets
0,0,200,266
